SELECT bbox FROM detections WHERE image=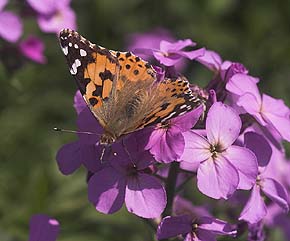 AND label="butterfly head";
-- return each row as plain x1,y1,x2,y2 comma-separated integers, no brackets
99,132,116,145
